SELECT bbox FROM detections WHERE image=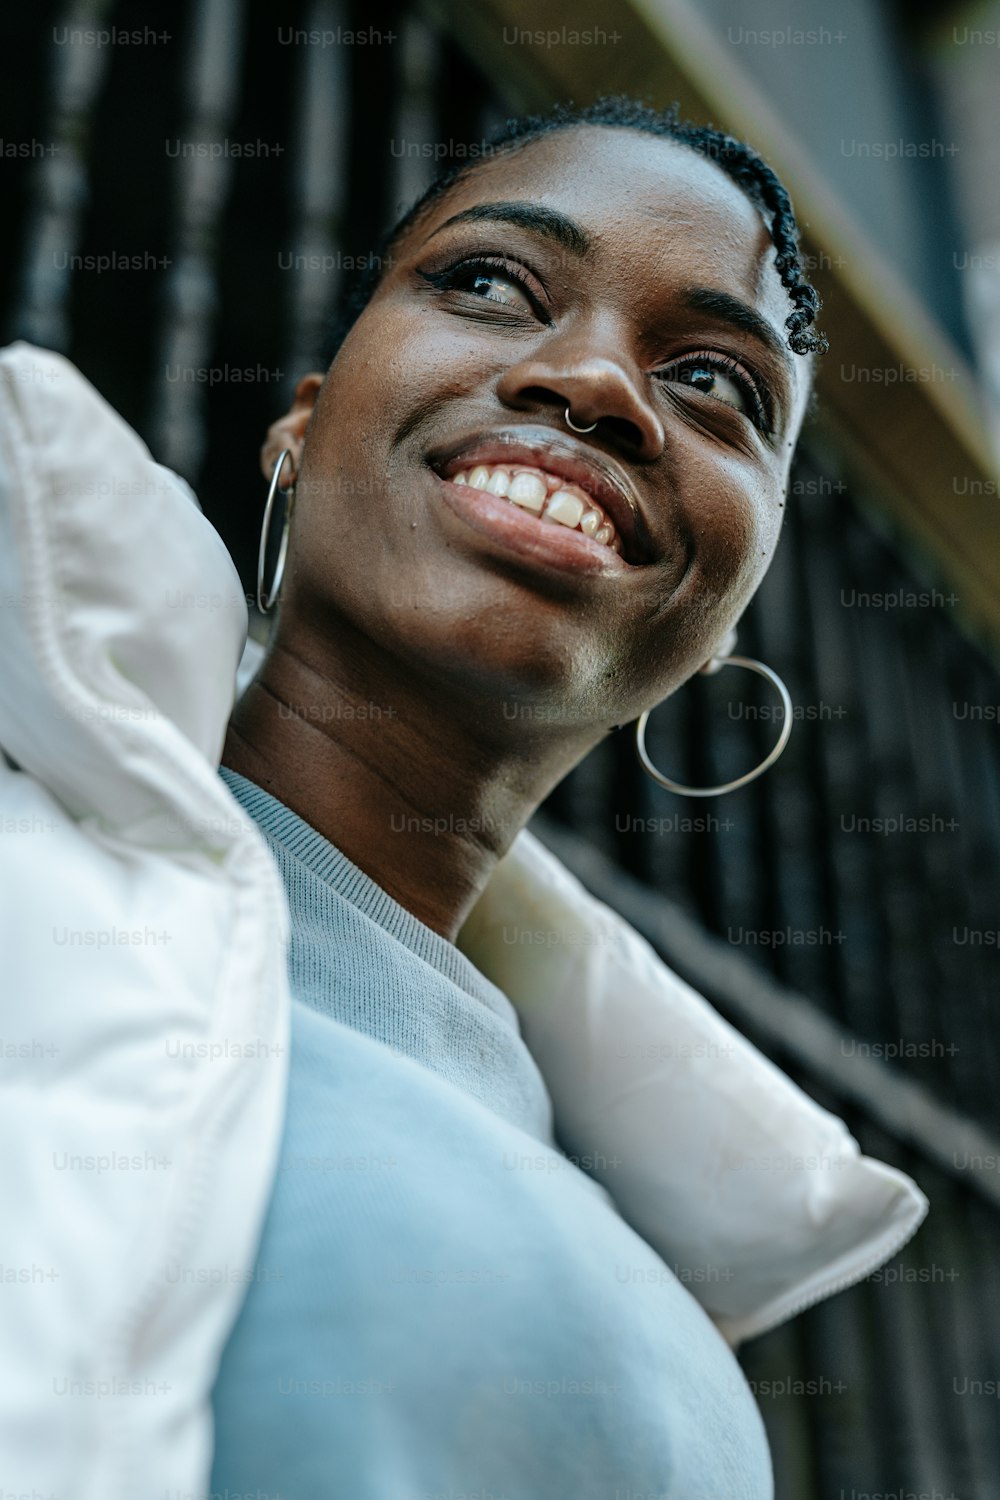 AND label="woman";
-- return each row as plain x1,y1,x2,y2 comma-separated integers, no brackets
210,98,820,1497
0,98,923,1500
